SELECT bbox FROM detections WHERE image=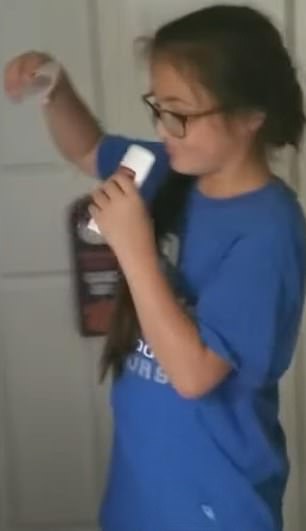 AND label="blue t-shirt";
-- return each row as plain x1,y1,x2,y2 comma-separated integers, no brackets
97,135,306,531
